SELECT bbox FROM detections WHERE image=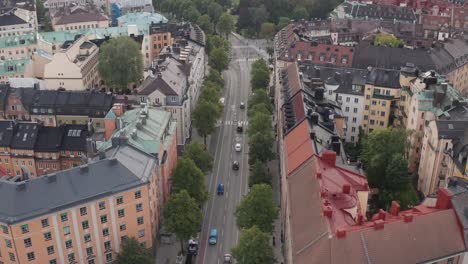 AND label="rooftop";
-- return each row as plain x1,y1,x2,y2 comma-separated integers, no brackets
0,58,30,75
55,12,108,25
0,12,27,26
332,0,417,22
0,33,36,49
366,68,401,88
118,12,168,35
10,122,38,150
0,159,147,224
